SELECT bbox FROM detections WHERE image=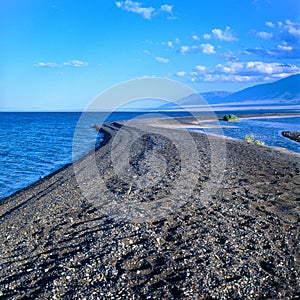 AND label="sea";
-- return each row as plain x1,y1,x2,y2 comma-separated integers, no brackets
0,109,299,200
